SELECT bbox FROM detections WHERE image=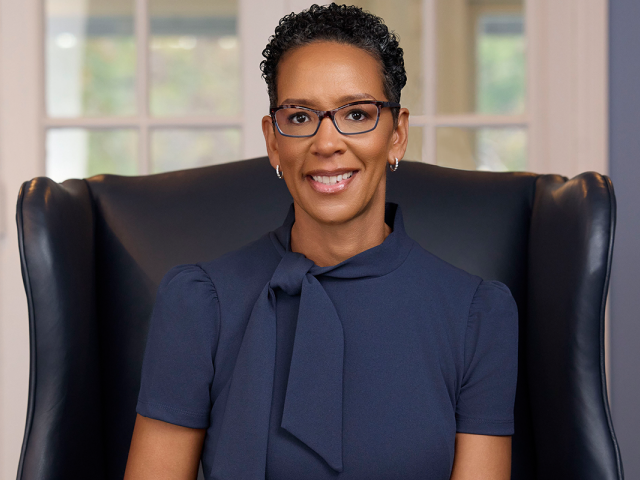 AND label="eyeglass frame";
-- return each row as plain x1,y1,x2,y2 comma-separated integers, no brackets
270,100,401,138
